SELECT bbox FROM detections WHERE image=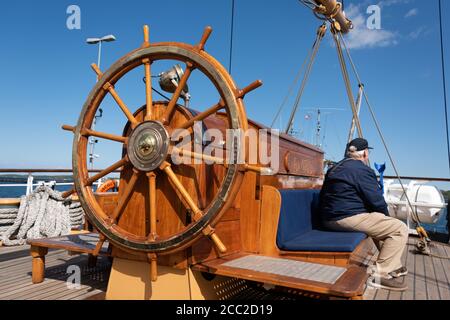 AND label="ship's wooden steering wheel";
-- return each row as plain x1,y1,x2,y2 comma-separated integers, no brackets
63,26,264,261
